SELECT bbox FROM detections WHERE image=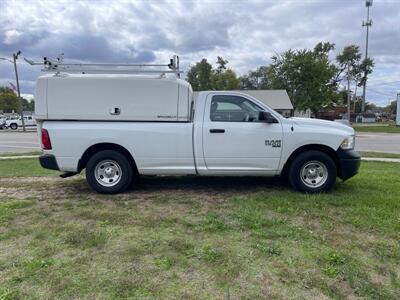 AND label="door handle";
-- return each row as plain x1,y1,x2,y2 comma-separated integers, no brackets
109,107,121,115
210,129,225,133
